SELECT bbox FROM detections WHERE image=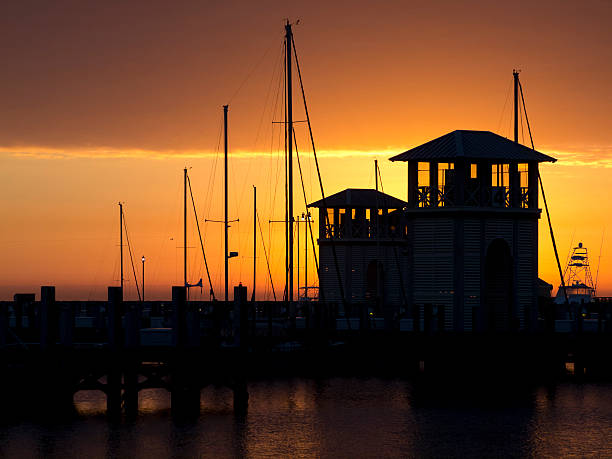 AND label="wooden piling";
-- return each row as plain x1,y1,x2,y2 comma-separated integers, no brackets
234,285,248,348
172,286,187,348
170,286,200,417
107,286,123,418
124,301,140,417
40,286,57,349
